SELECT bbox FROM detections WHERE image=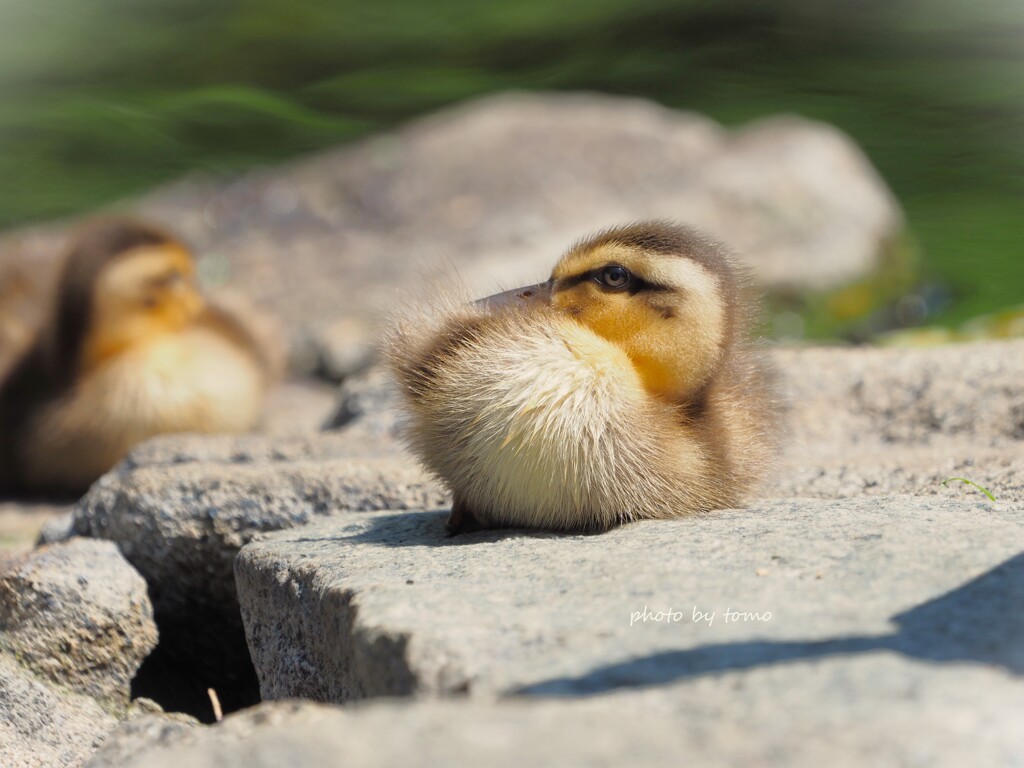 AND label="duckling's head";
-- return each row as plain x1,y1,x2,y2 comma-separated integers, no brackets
51,219,205,374
489,222,744,403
